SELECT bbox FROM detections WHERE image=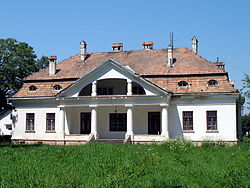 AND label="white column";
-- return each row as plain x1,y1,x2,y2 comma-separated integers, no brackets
161,104,169,138
91,81,97,96
64,108,70,135
90,105,98,139
125,104,133,136
127,80,132,96
60,107,65,139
